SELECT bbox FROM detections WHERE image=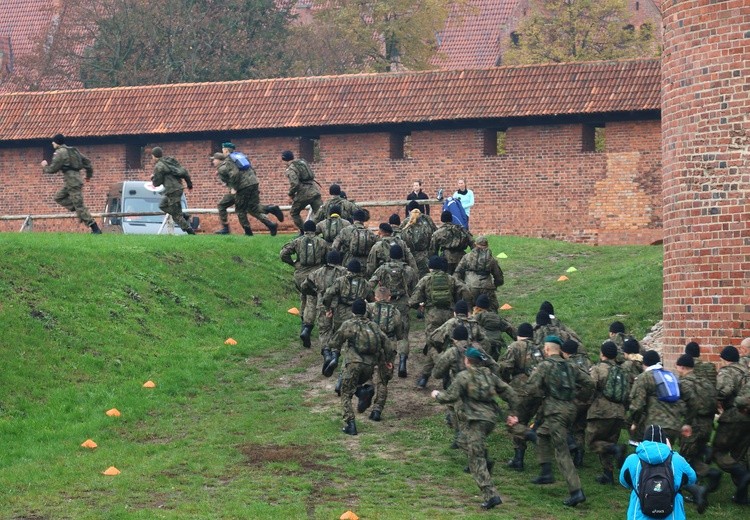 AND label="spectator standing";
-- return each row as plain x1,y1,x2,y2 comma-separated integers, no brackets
406,180,430,216
452,179,475,227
